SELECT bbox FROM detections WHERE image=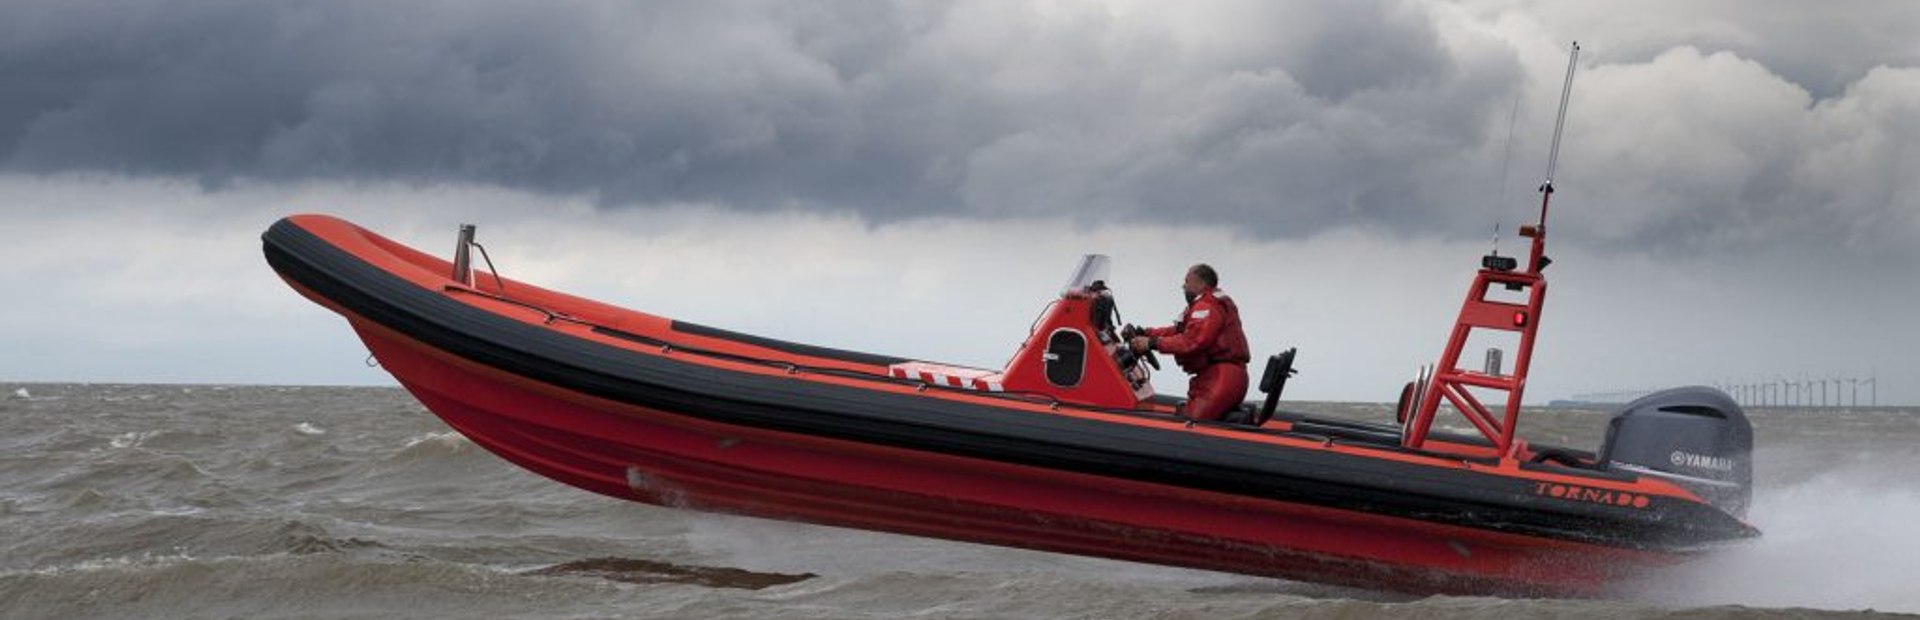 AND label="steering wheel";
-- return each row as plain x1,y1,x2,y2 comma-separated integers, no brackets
1119,325,1162,372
